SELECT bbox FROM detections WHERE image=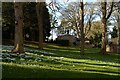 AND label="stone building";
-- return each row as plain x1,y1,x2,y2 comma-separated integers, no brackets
57,35,76,46
57,34,91,47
